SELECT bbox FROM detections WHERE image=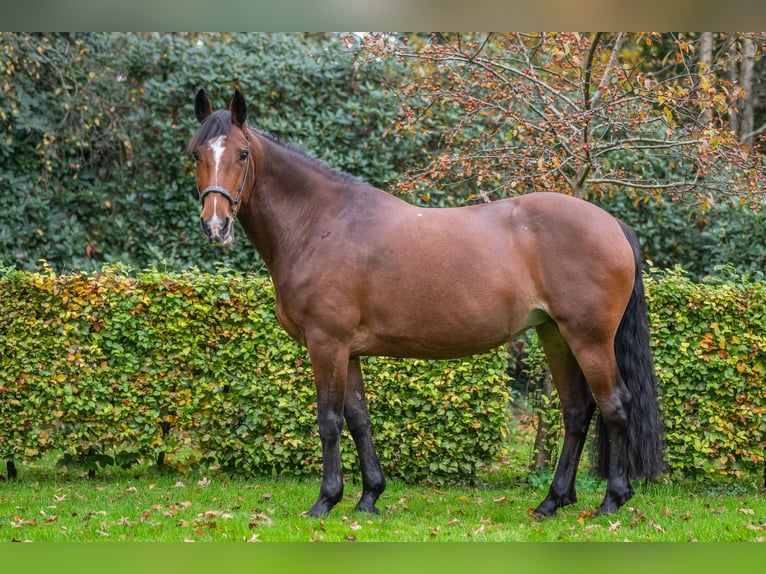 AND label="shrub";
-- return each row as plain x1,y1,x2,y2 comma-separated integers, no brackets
646,267,765,480
0,33,435,274
0,264,510,482
2,264,763,483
